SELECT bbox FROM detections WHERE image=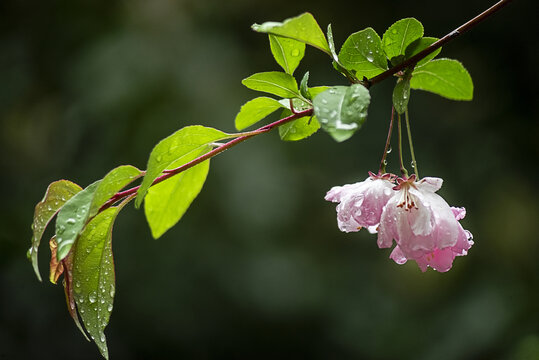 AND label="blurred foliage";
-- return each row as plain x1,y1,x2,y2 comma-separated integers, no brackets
0,0,537,359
